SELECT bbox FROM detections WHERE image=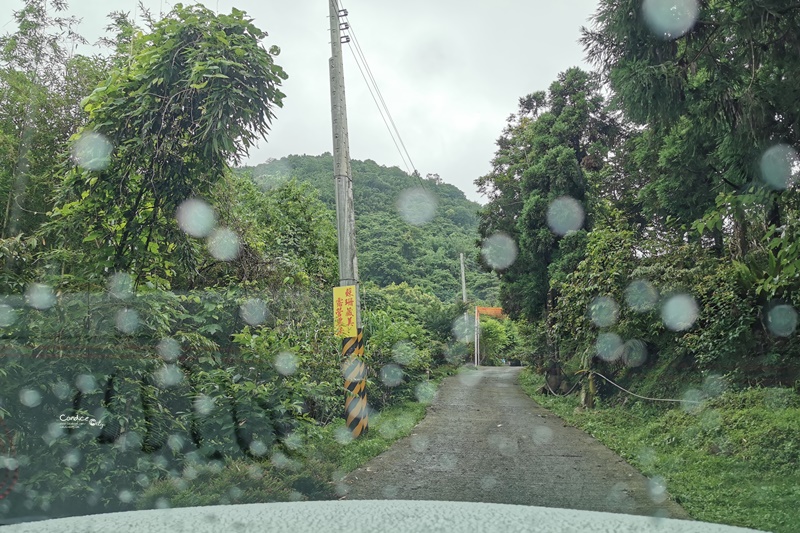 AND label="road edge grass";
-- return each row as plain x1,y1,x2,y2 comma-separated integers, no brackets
137,365,458,509
517,368,800,533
